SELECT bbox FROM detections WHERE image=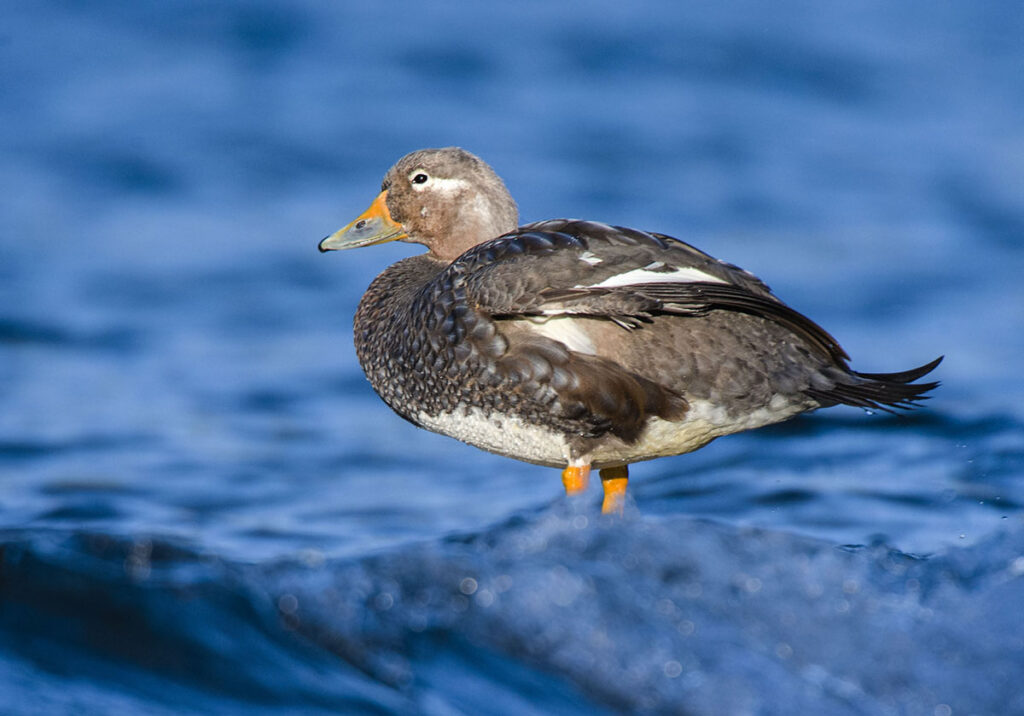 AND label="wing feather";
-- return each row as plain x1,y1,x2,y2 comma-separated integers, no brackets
439,220,847,363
